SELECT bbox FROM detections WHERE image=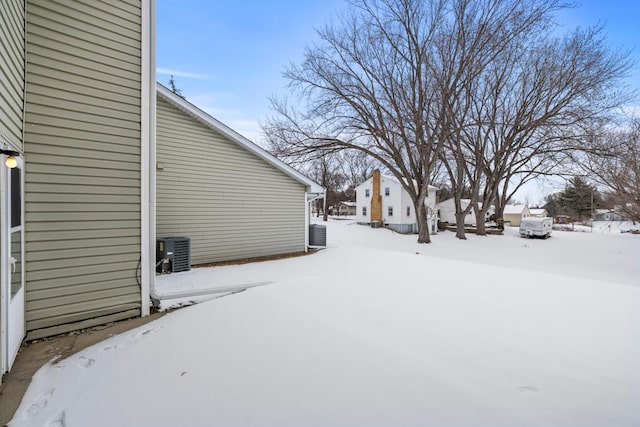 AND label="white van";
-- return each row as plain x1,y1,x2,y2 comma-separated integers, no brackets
519,217,552,239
